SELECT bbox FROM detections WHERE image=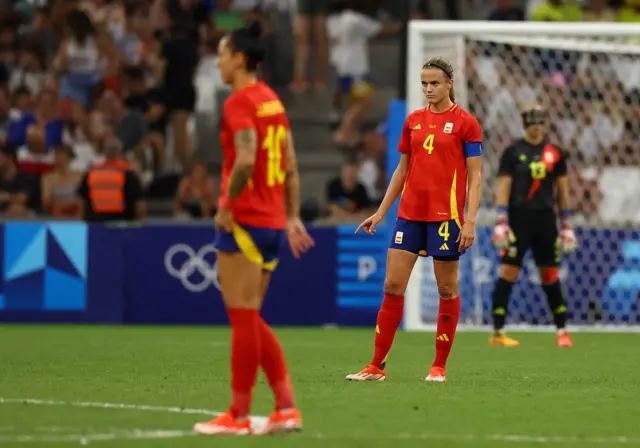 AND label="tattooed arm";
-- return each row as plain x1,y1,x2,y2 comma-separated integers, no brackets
284,130,300,219
227,128,258,199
